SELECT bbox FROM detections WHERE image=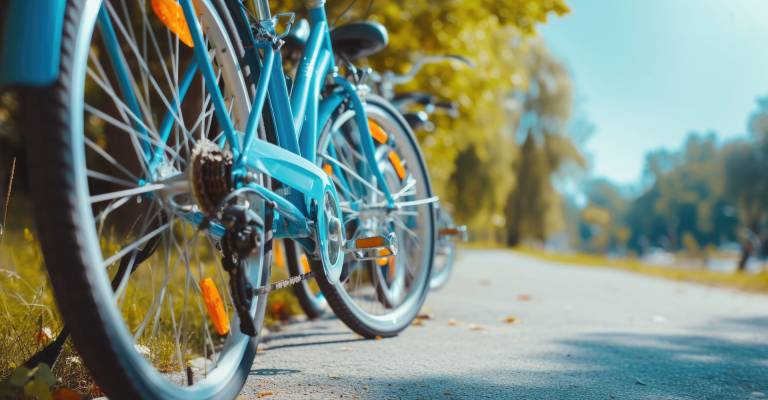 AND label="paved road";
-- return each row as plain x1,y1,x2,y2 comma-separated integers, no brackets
244,249,768,399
